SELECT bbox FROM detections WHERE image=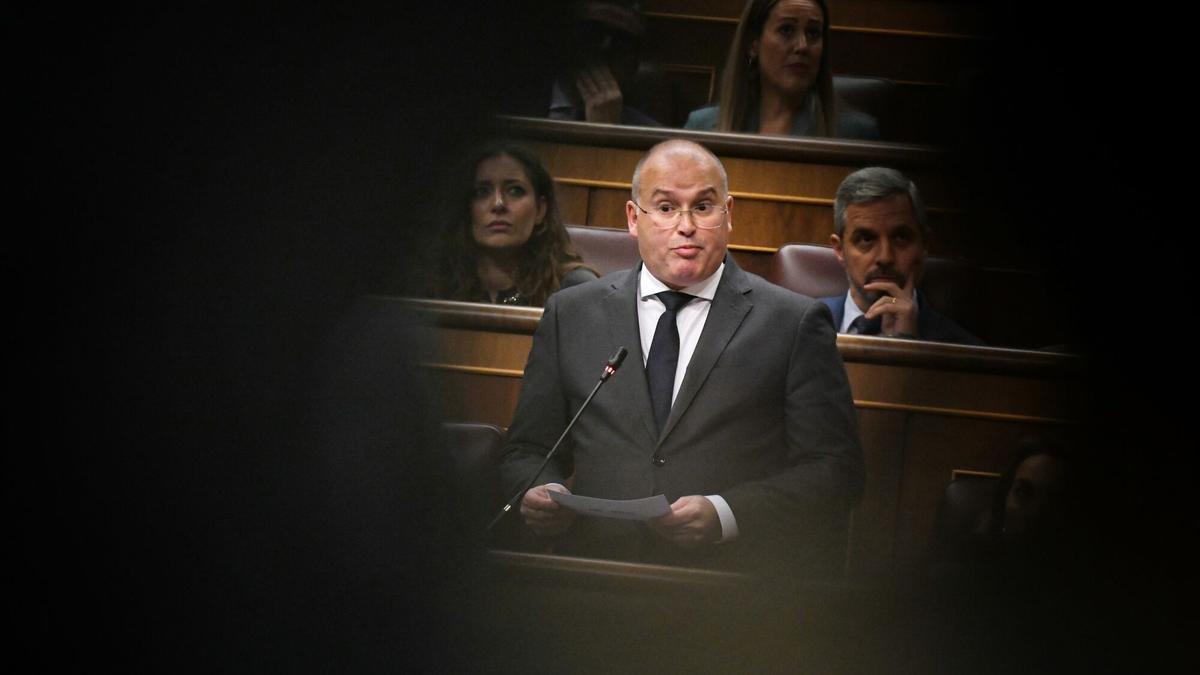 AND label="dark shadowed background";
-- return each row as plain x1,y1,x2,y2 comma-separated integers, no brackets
16,2,1194,671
